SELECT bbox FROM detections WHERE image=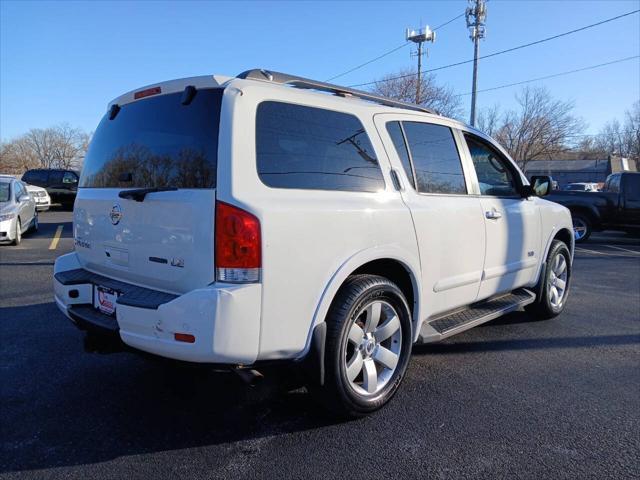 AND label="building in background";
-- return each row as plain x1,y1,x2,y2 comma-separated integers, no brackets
524,155,637,189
